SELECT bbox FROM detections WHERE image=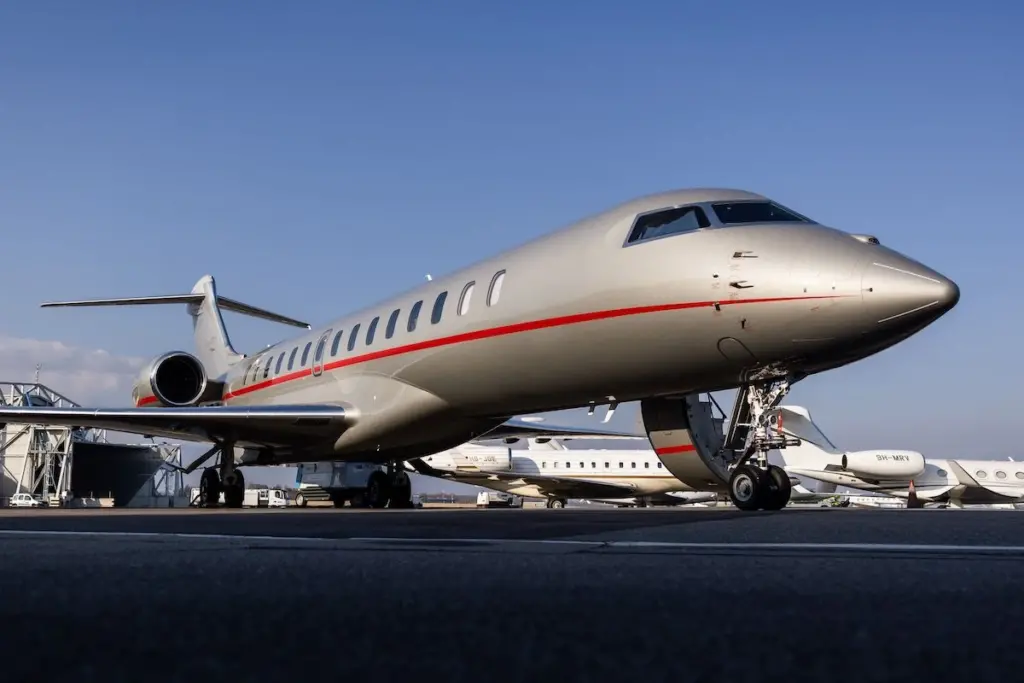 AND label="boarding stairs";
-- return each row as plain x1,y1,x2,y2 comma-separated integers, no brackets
639,390,752,492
